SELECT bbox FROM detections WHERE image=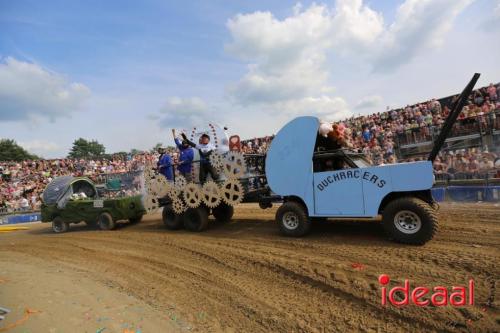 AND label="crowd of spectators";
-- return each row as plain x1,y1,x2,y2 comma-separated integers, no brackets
239,83,500,175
